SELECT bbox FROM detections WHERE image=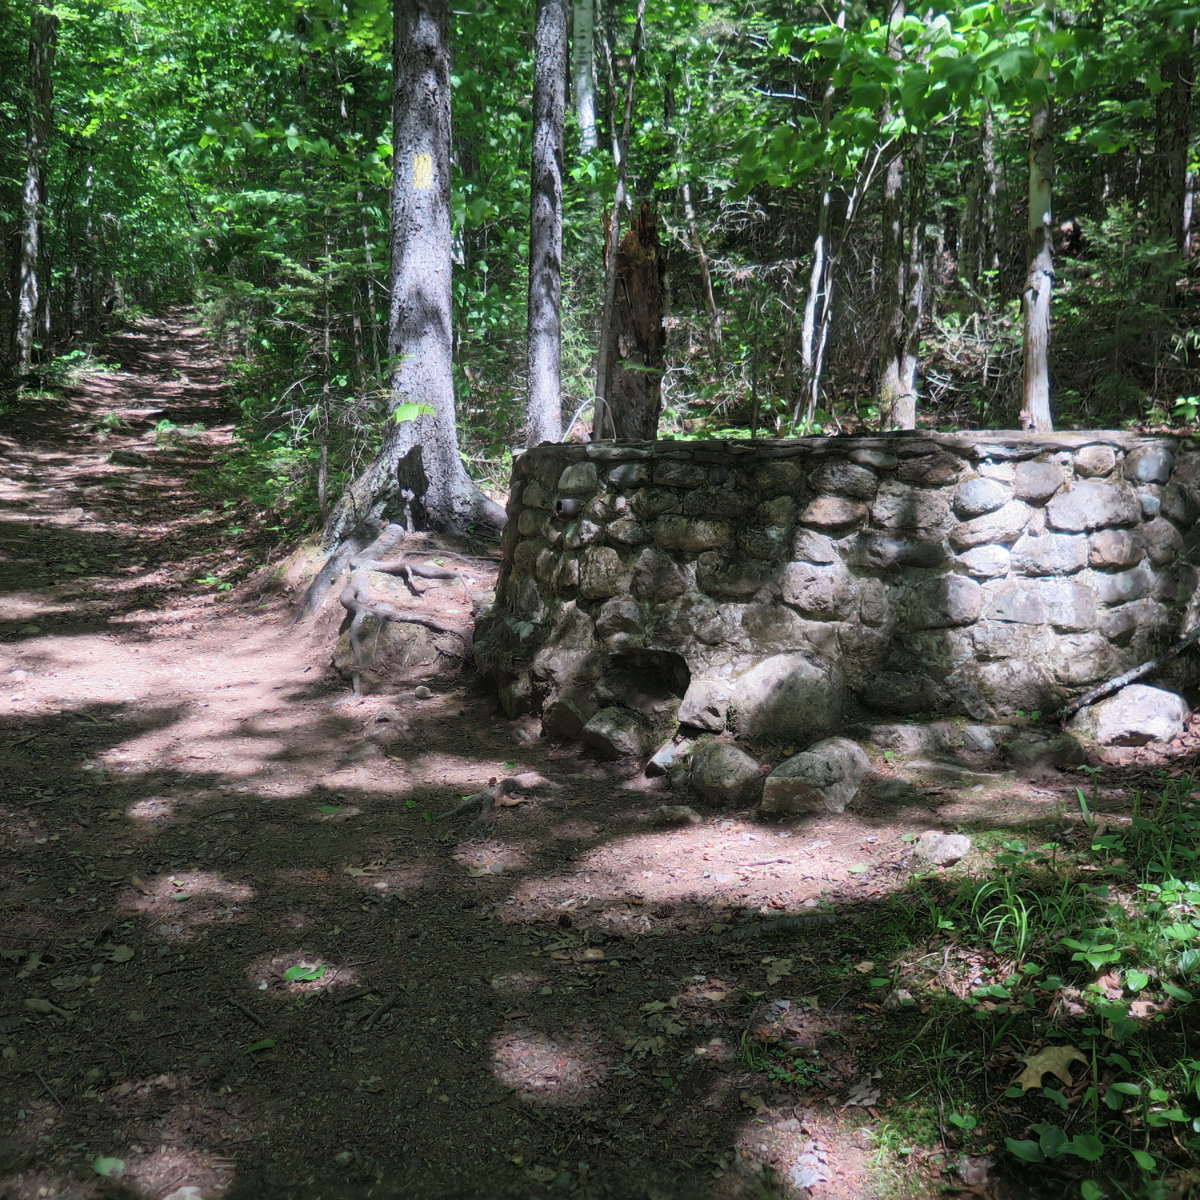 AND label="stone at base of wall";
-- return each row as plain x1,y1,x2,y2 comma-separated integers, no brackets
760,737,872,816
1068,684,1188,746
